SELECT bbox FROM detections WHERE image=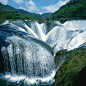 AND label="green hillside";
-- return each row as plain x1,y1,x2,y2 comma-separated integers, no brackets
17,9,42,19
50,0,86,22
0,3,30,20
41,13,52,18
0,2,51,20
0,2,42,20
0,10,31,20
0,2,16,12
